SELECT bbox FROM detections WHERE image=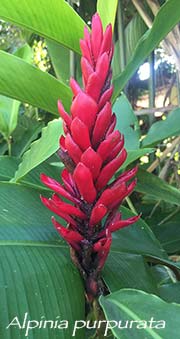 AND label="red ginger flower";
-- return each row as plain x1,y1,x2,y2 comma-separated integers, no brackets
41,13,139,301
